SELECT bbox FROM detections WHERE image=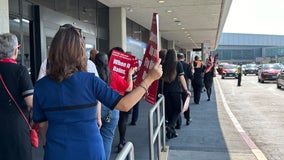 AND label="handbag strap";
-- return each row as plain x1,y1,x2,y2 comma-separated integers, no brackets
0,73,32,130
